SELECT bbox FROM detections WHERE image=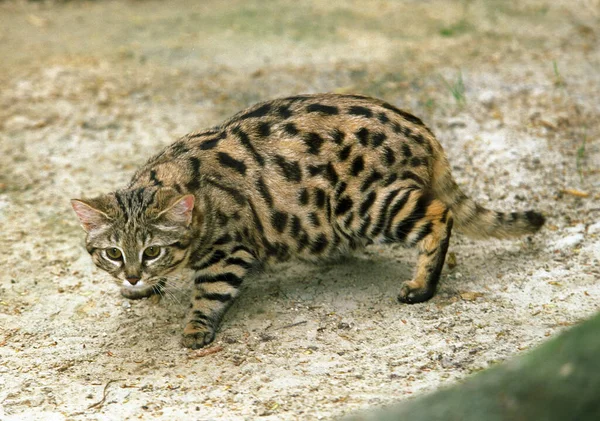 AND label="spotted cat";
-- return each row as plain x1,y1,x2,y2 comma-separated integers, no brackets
71,93,544,349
